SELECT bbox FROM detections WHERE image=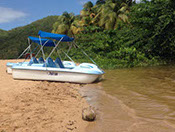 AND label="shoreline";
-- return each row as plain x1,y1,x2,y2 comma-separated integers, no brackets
0,59,90,132
80,70,175,132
